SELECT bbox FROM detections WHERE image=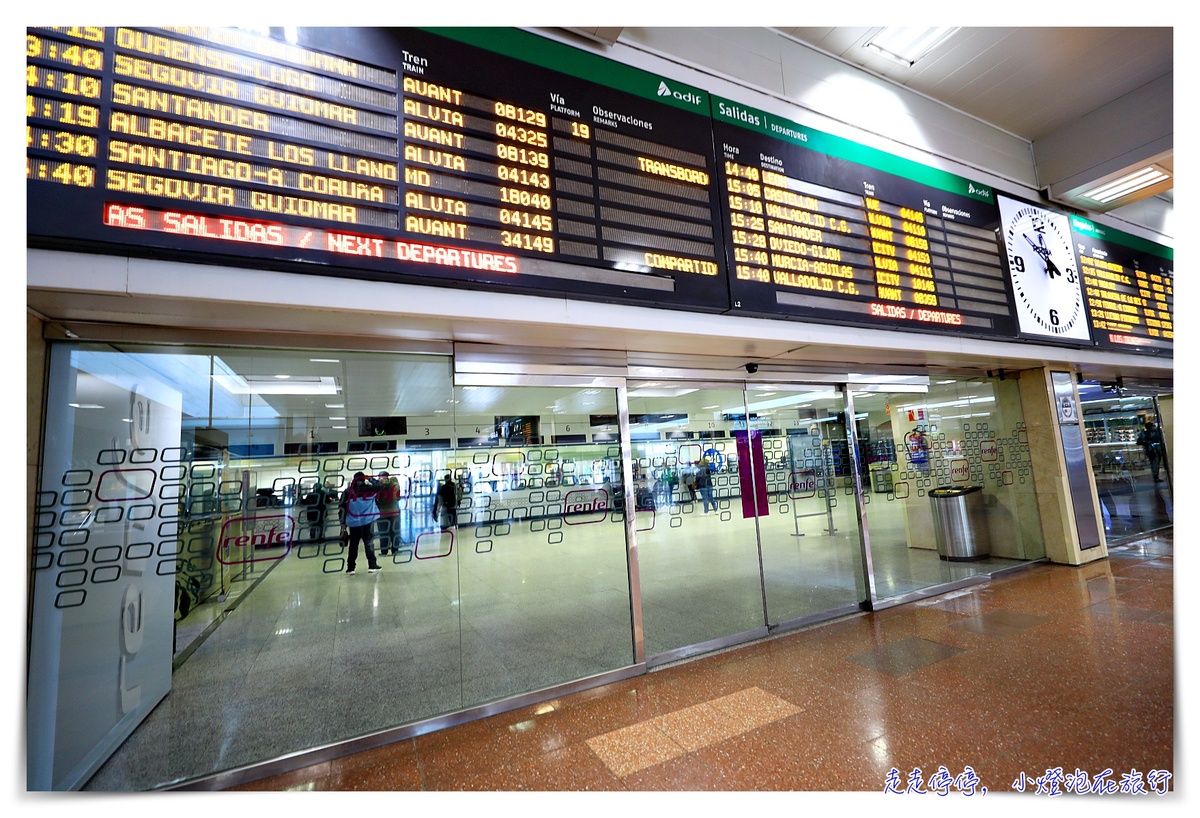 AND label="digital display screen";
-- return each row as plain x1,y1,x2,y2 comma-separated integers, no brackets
26,26,1173,356
1072,216,1173,353
27,26,729,310
713,97,1017,338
